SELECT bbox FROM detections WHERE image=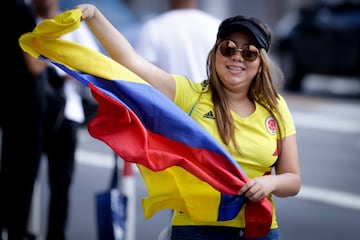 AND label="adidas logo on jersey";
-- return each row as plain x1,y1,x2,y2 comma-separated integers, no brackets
203,111,215,119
